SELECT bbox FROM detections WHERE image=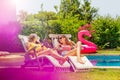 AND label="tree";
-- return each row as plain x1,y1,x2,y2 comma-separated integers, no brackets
59,0,80,19
17,10,28,23
21,10,58,40
78,0,98,23
59,0,98,22
56,0,98,41
54,5,59,13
